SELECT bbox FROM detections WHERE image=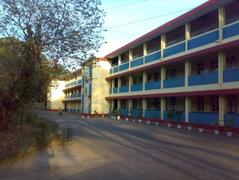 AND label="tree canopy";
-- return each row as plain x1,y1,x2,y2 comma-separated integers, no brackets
0,0,105,69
